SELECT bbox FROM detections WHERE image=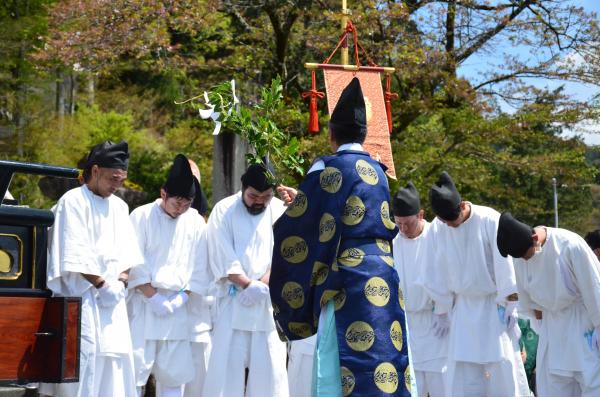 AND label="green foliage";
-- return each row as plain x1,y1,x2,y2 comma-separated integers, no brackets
186,77,305,183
